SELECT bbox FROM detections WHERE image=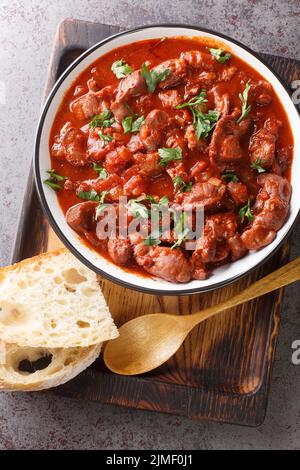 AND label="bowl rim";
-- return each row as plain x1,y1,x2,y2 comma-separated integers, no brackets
34,23,300,296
